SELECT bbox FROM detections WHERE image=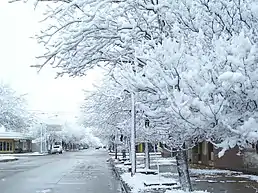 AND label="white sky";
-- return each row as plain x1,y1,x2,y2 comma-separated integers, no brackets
0,1,102,121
